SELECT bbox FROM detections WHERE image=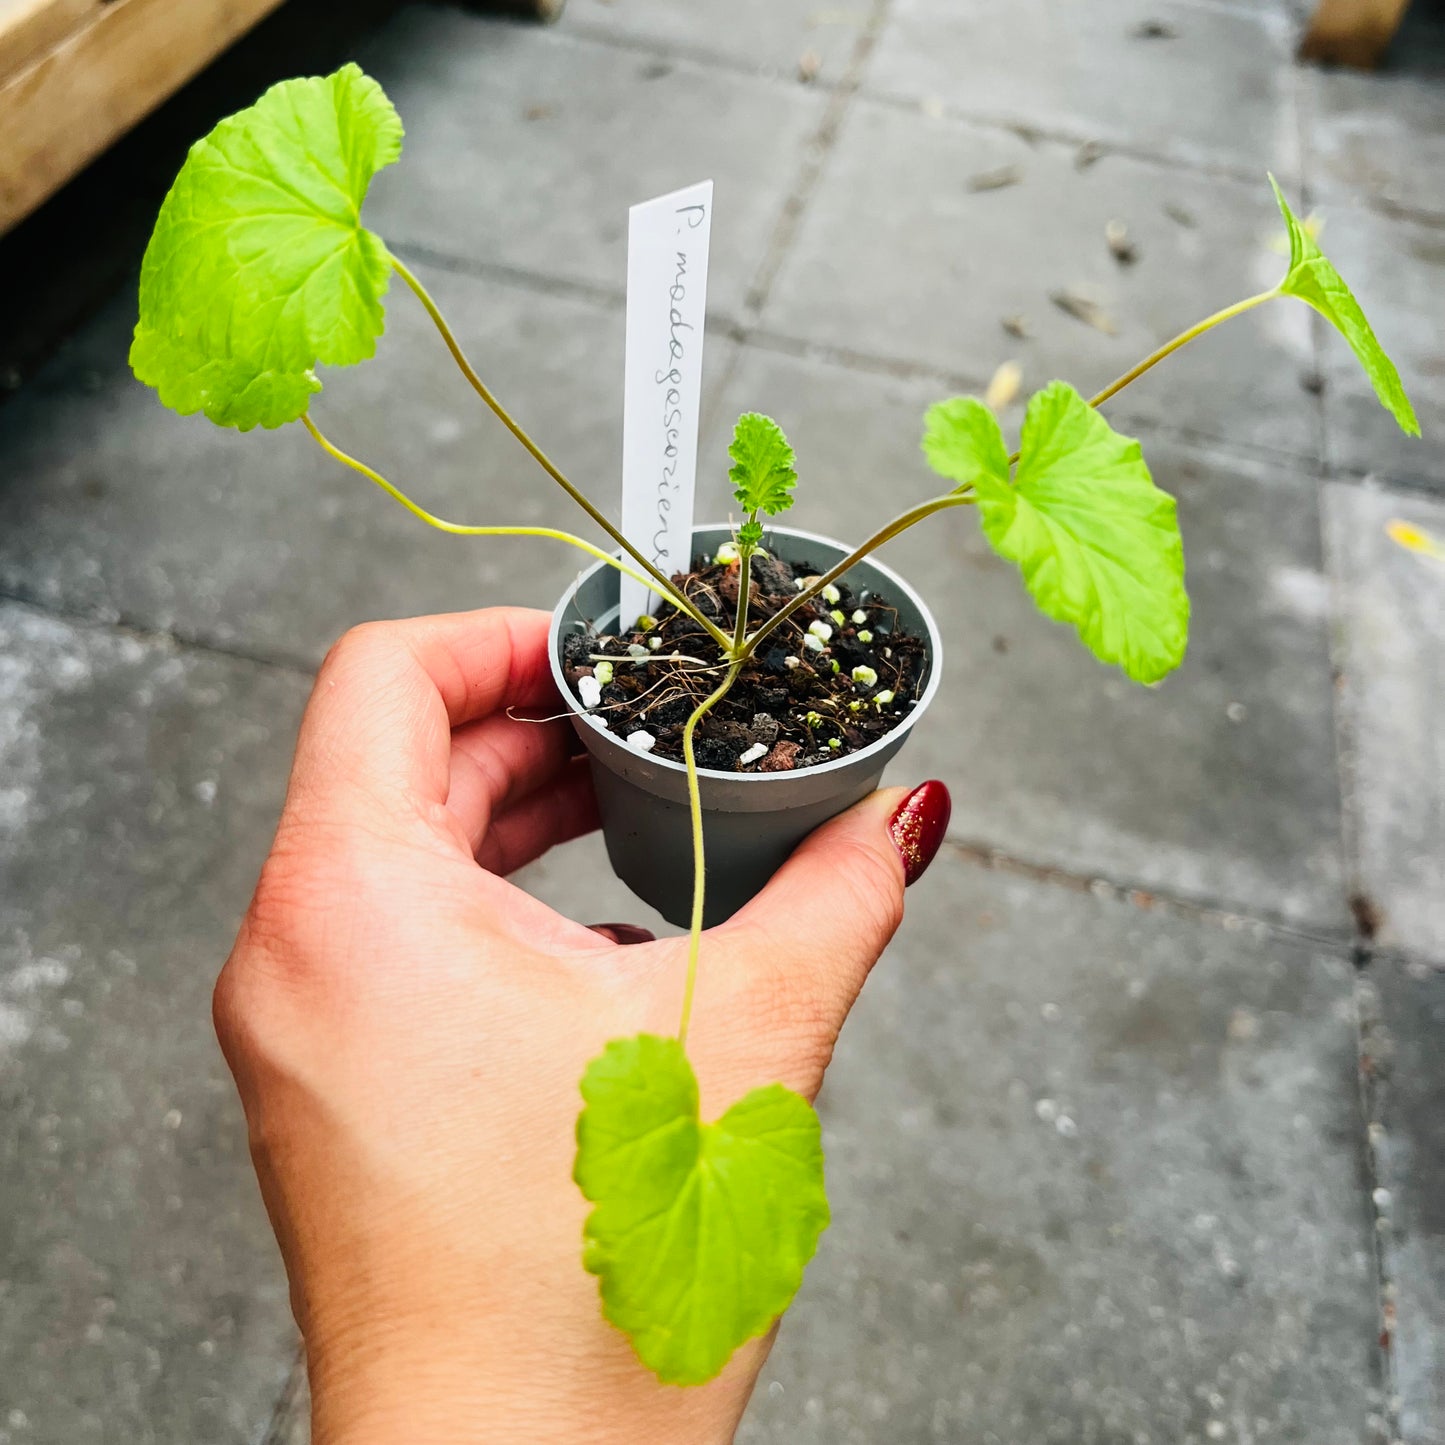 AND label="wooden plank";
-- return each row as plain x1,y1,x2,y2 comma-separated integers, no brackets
1299,0,1413,68
0,0,288,236
0,0,99,76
